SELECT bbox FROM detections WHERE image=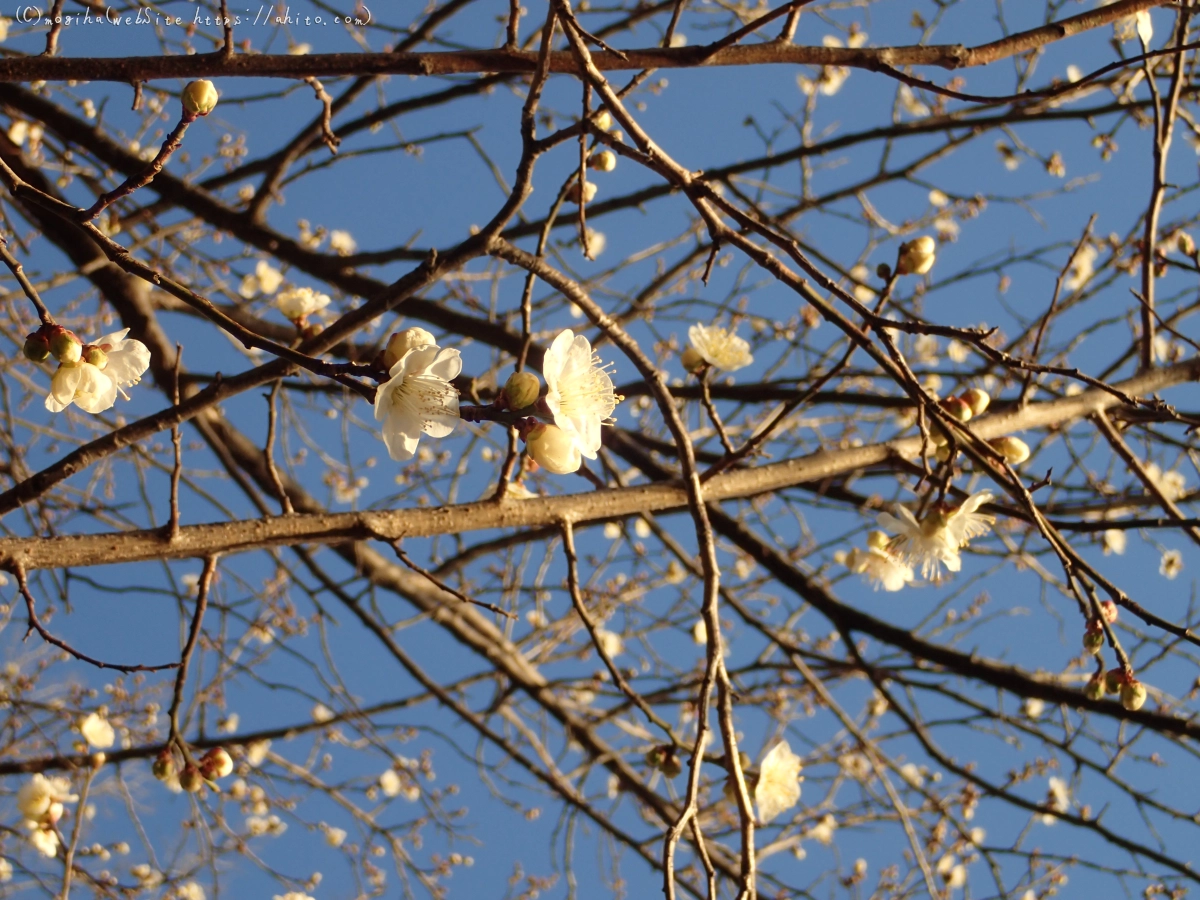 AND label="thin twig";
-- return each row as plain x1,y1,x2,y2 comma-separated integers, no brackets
264,380,294,515
390,541,515,619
